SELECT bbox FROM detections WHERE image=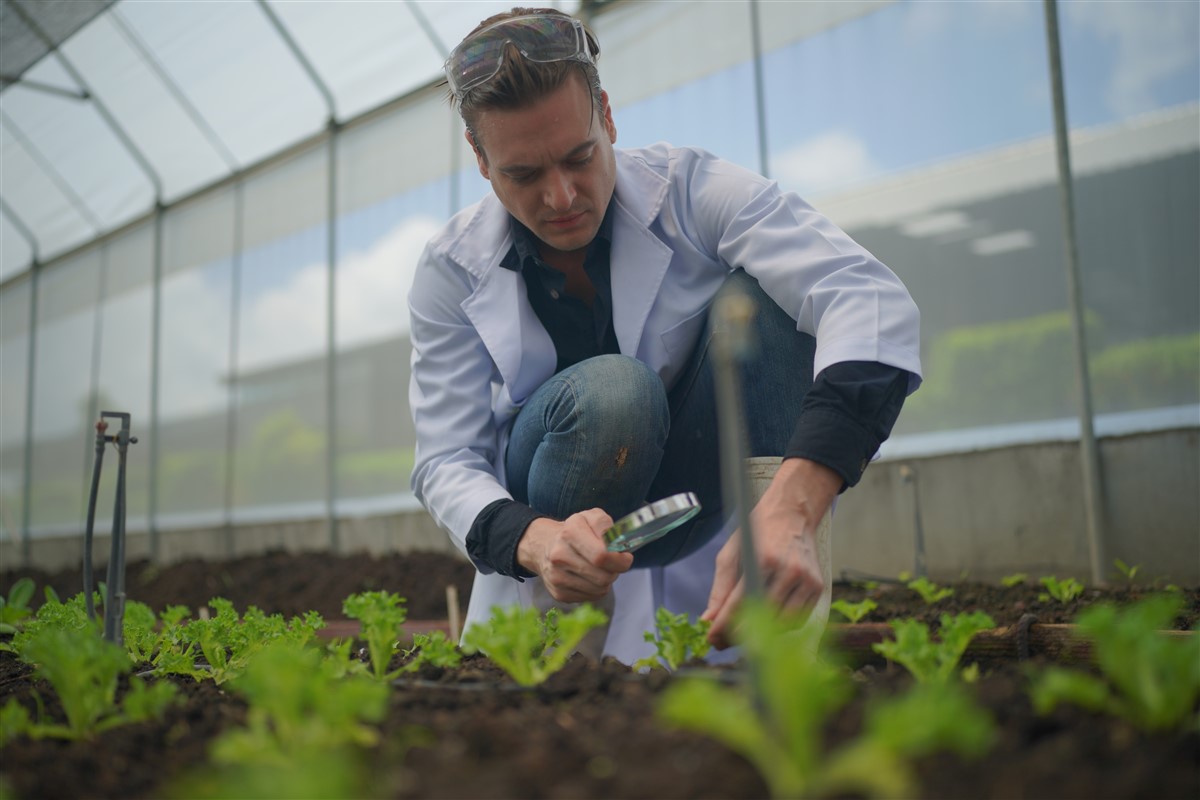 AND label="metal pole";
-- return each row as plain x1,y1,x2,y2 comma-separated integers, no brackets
0,198,39,566
1042,0,1106,585
256,0,341,551
712,289,763,600
147,205,164,561
224,185,244,558
748,0,771,179
326,129,340,552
